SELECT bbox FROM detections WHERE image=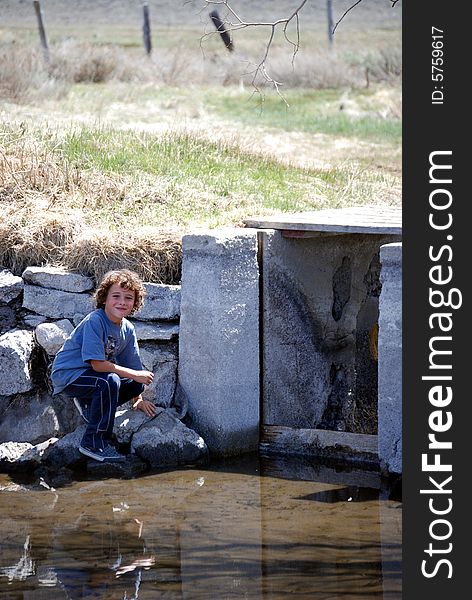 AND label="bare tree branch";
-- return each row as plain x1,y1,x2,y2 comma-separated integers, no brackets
201,0,309,101
332,0,364,35
200,1,400,100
